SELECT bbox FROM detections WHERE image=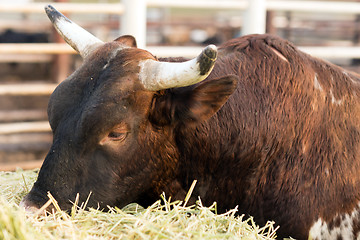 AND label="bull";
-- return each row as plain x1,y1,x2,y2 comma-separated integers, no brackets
20,5,360,239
